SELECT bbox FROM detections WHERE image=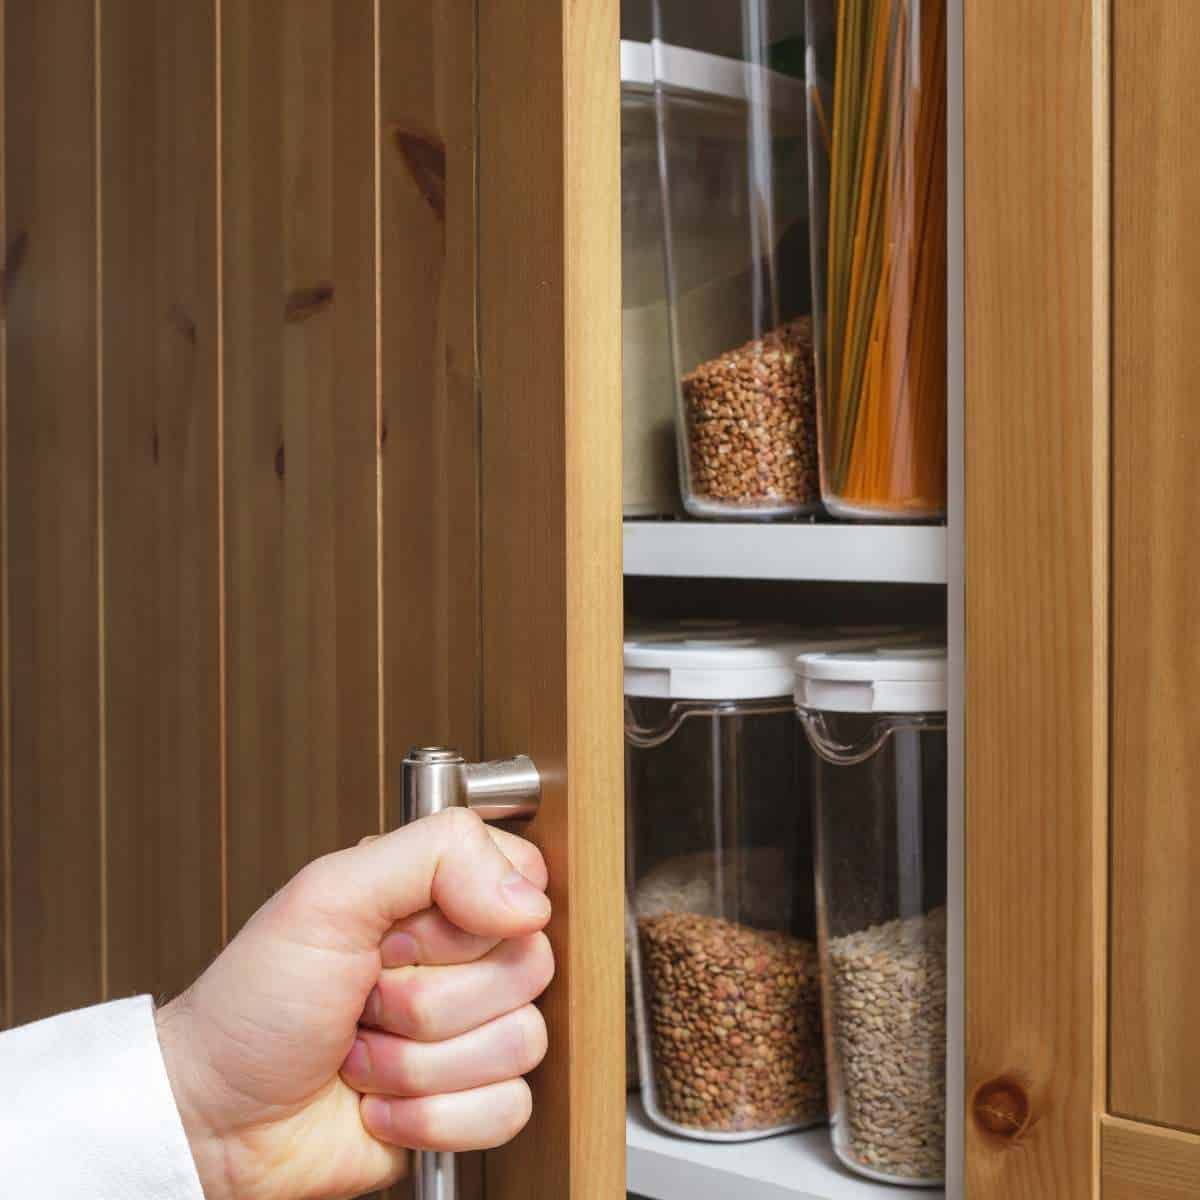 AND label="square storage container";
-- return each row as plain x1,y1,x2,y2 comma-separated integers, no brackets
795,645,948,1185
625,622,909,1141
644,3,817,520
